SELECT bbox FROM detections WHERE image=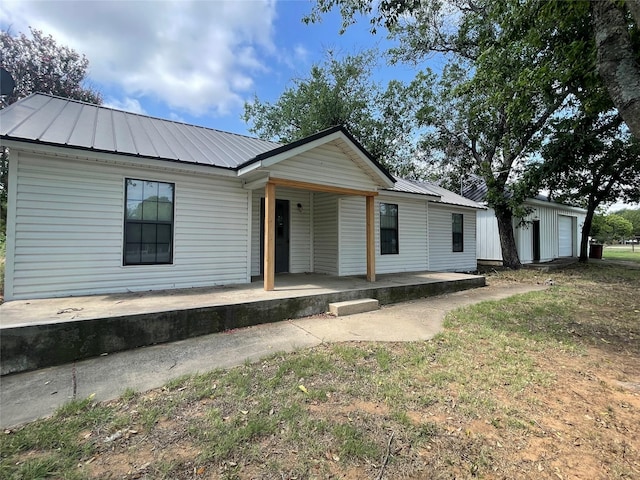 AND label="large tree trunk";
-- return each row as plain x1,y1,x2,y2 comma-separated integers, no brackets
592,0,640,139
495,207,521,269
579,209,595,263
